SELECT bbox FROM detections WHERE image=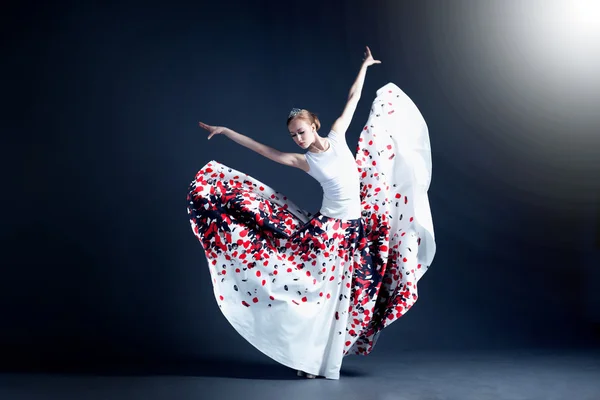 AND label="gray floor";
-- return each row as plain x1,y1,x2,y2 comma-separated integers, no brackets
1,350,599,400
